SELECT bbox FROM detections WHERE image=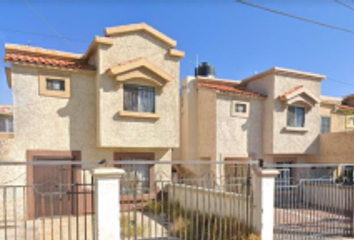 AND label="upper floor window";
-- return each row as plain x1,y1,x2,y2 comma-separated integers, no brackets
287,106,305,128
123,84,155,113
39,75,70,98
0,117,14,133
321,116,331,134
346,115,354,129
46,79,65,91
235,103,247,113
231,100,249,118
